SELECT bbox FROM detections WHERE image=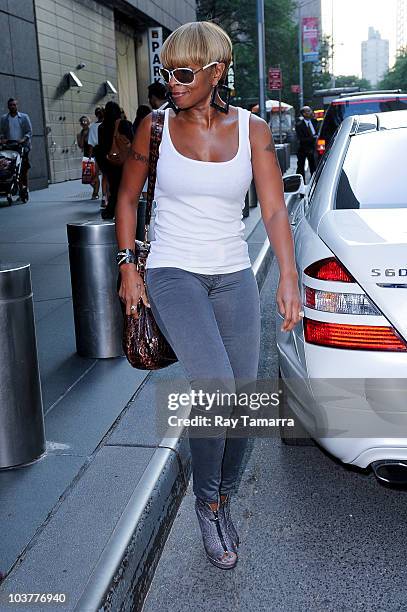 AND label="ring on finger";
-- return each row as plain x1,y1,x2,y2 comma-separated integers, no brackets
130,304,137,312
